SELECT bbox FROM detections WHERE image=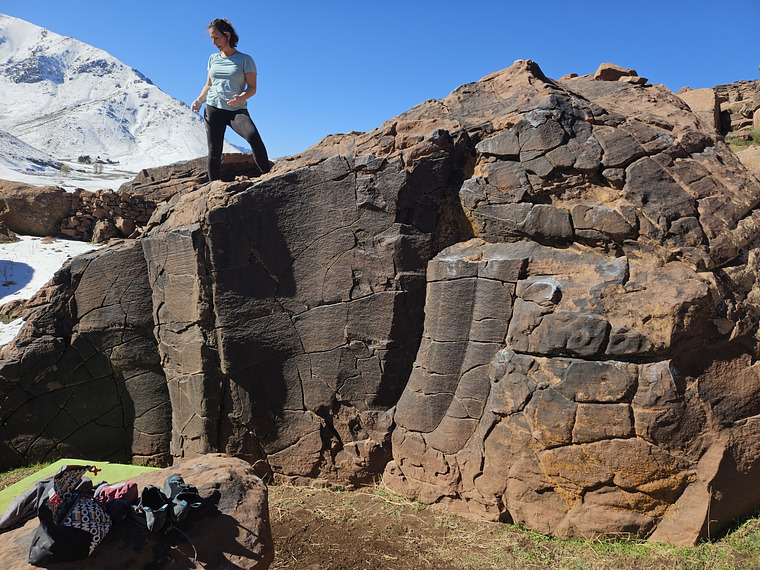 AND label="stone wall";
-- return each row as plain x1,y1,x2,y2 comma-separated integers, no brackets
0,180,156,243
59,188,155,242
